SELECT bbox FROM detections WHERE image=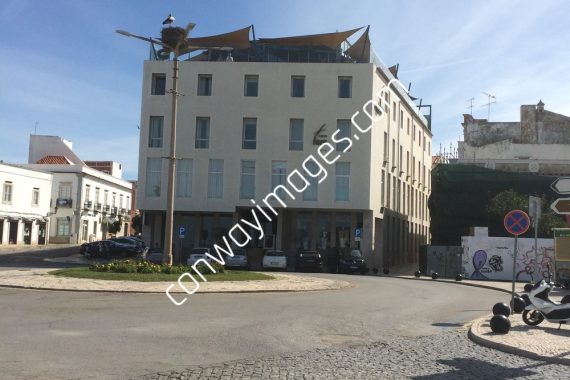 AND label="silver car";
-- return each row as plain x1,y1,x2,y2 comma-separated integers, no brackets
262,250,287,270
224,248,249,269
186,247,214,266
